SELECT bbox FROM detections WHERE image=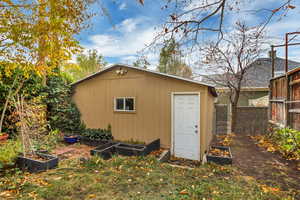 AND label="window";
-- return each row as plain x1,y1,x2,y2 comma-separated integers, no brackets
115,97,135,112
274,71,285,77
